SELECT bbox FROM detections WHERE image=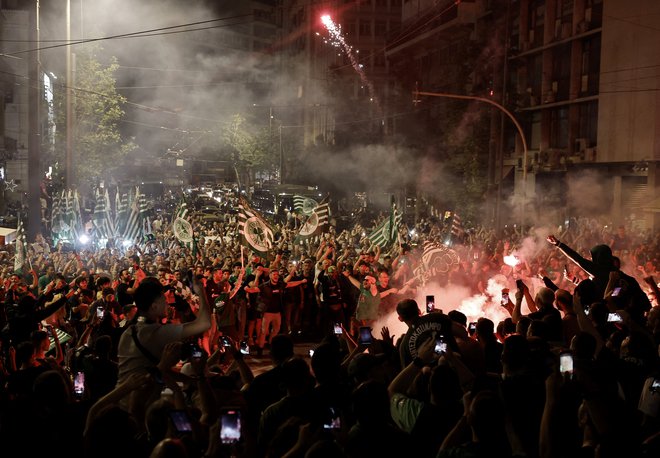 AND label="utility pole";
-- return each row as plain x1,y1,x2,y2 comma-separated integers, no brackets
27,0,41,241
65,0,73,189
